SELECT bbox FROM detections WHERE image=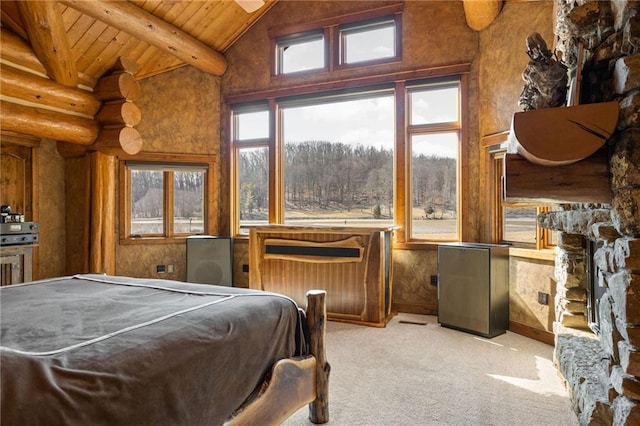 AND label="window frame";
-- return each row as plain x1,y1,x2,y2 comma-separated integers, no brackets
274,29,328,76
230,103,272,235
119,153,215,244
405,80,462,242
228,66,469,244
269,3,403,78
335,14,402,70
